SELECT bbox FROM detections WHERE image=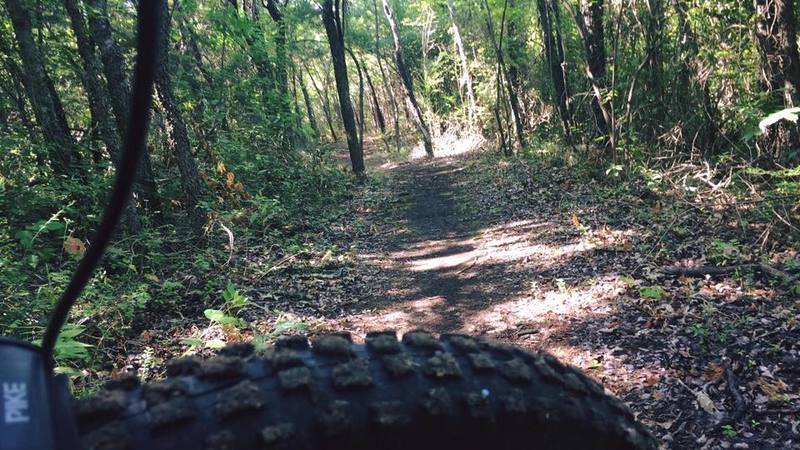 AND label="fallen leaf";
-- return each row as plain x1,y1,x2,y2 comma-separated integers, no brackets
63,237,86,256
